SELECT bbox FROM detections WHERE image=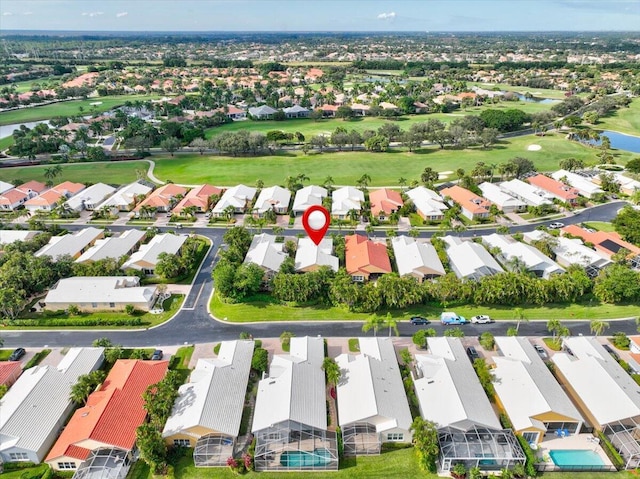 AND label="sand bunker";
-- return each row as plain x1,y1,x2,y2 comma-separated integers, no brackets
527,144,542,151
439,170,454,179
